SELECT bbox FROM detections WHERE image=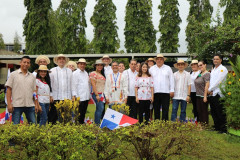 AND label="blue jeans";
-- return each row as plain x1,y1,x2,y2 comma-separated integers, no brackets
92,94,105,125
171,99,187,122
39,103,50,126
12,107,36,124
